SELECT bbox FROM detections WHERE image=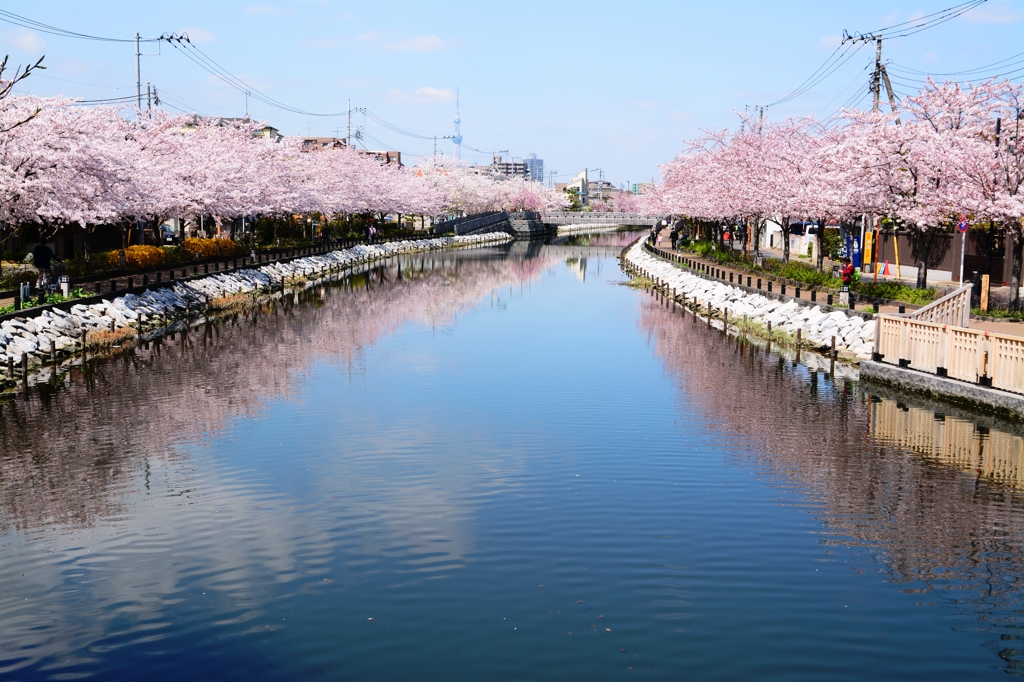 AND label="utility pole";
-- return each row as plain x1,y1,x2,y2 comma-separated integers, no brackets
135,33,142,109
146,83,152,111
245,91,250,117
347,99,351,146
